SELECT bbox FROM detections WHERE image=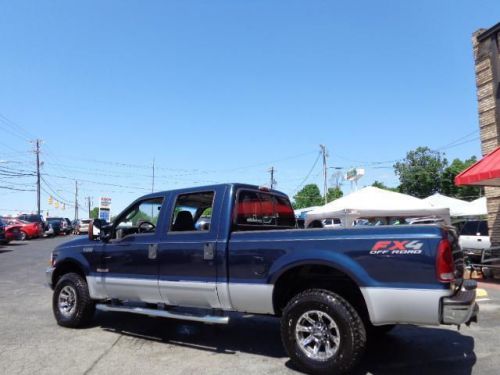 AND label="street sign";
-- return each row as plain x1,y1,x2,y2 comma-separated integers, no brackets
99,197,112,222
